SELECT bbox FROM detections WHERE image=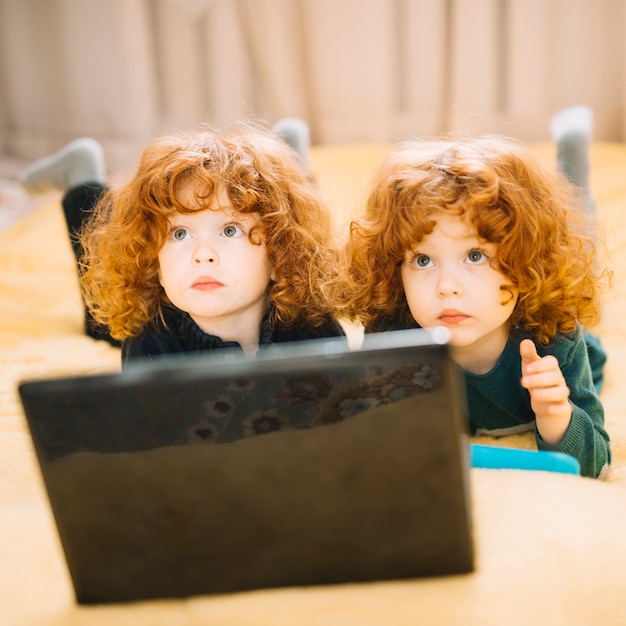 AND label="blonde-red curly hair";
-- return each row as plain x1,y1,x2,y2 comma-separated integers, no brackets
79,124,337,341
338,135,609,344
